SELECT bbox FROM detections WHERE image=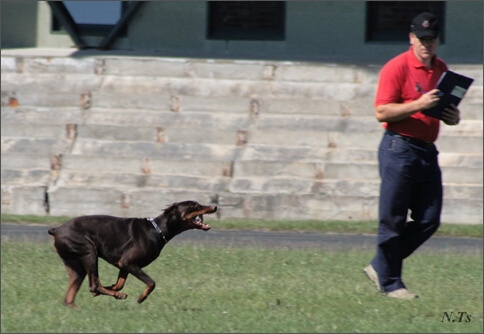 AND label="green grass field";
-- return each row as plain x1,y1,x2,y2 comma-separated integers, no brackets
1,241,482,333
